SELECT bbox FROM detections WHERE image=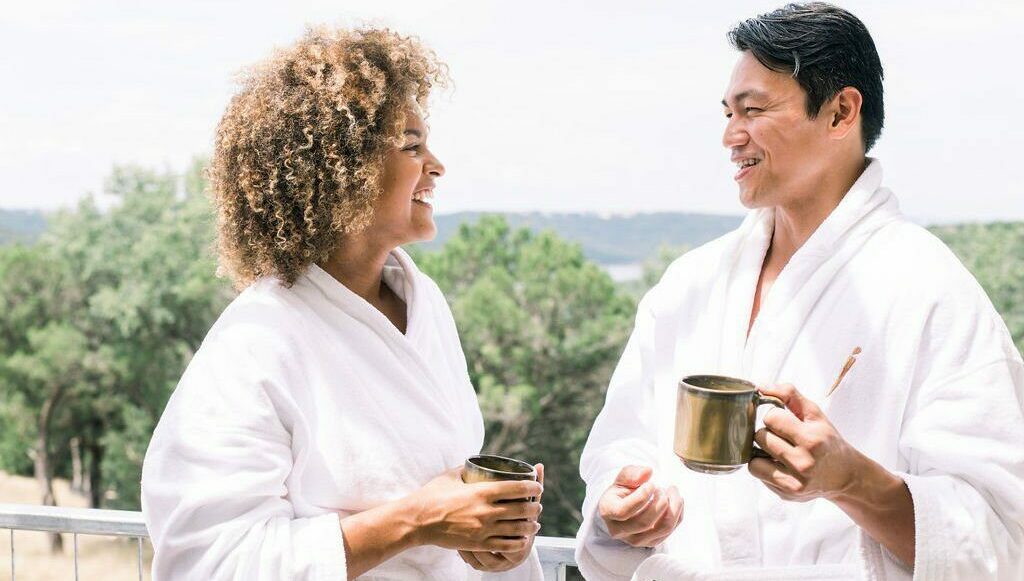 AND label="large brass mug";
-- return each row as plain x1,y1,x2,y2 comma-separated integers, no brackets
674,374,785,474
